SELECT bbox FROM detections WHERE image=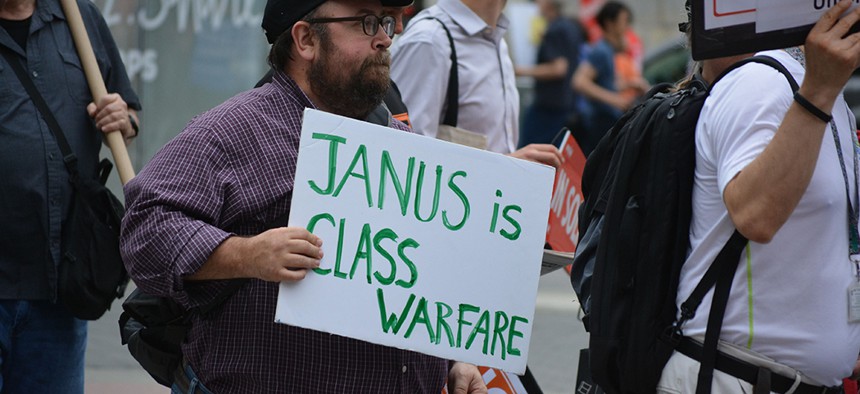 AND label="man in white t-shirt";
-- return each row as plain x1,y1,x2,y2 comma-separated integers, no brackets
659,1,860,391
